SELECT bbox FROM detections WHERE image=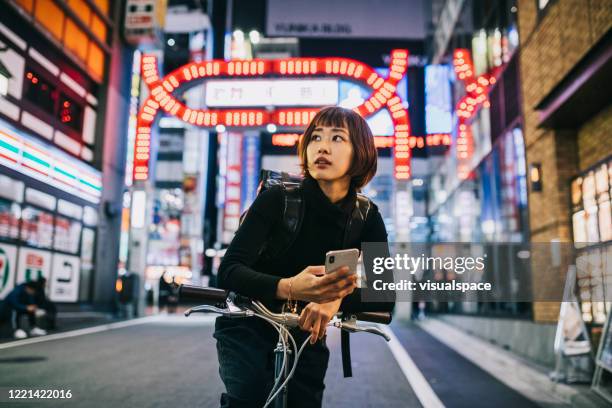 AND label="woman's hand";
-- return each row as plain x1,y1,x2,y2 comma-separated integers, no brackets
276,265,357,303
298,299,342,344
